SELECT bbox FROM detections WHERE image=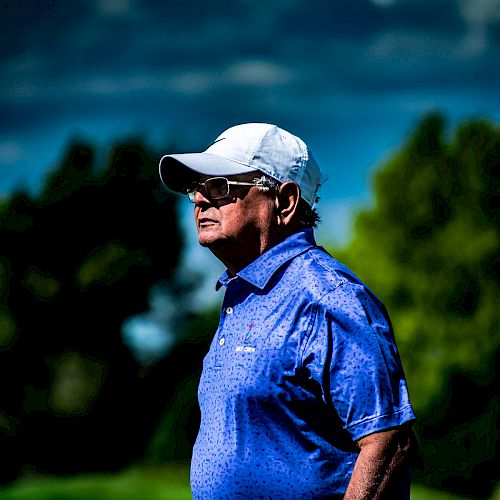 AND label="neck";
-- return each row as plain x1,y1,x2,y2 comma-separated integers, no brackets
210,229,288,275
